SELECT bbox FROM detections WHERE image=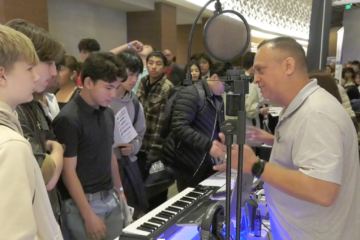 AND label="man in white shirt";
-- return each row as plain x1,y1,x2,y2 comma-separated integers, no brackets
211,37,360,240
